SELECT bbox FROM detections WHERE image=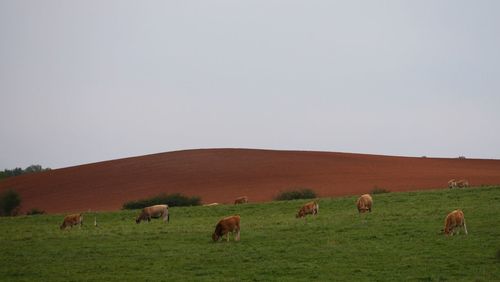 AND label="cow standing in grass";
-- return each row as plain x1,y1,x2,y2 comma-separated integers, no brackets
449,179,469,189
356,194,373,213
60,213,83,230
136,204,169,224
212,215,240,242
296,201,319,218
234,196,248,204
443,209,468,236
